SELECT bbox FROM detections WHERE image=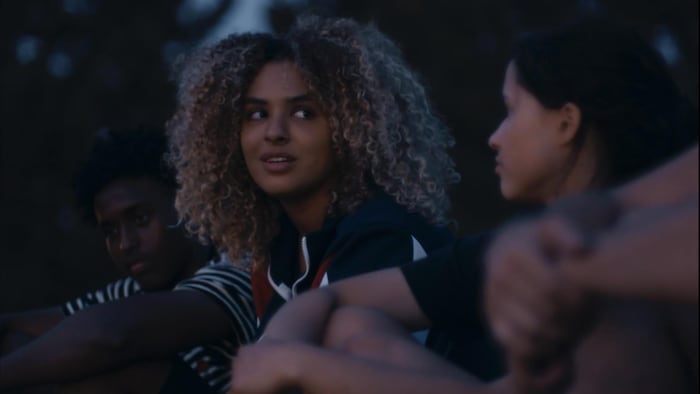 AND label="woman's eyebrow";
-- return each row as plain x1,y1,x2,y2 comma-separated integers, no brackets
242,97,267,105
288,94,313,103
242,94,312,104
